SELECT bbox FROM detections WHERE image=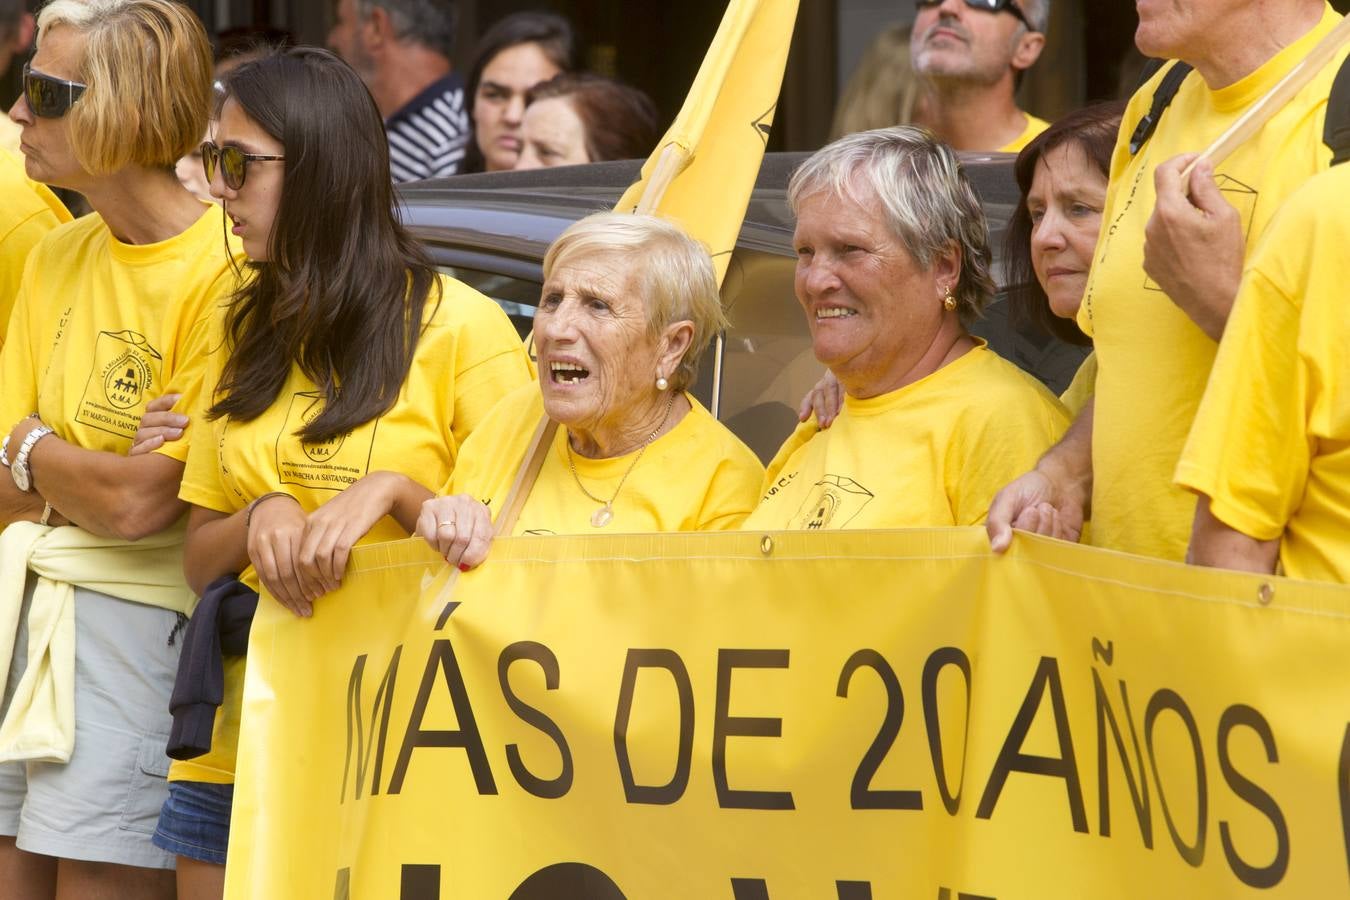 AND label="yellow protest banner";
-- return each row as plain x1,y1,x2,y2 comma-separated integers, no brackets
227,530,1350,898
